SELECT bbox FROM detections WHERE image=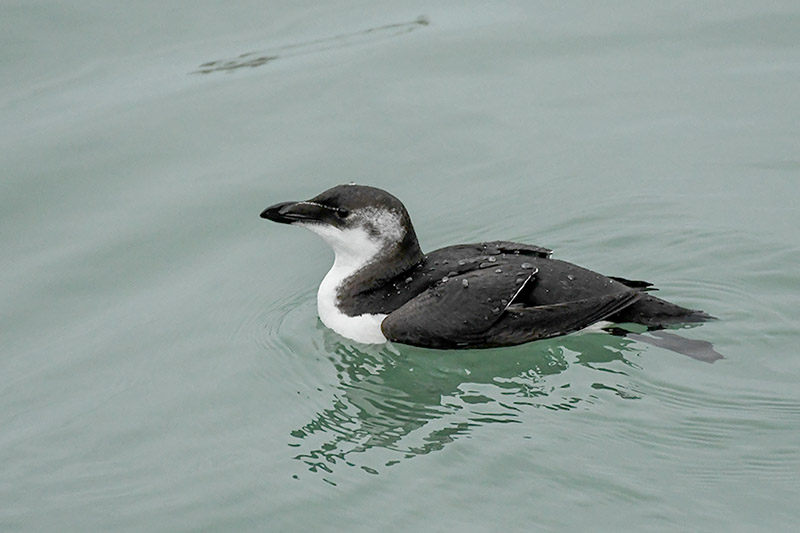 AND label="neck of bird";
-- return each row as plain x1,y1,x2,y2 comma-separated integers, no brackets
332,236,424,301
